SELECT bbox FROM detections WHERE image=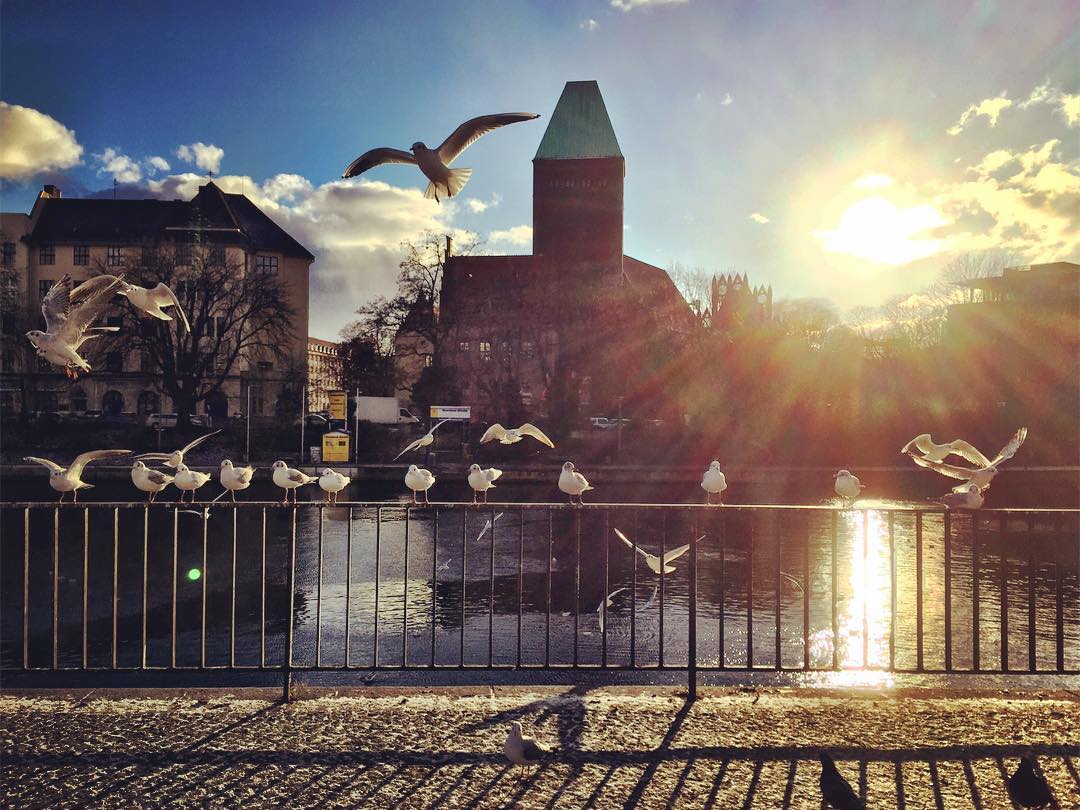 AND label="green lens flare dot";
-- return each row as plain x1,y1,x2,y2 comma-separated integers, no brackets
187,568,201,581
